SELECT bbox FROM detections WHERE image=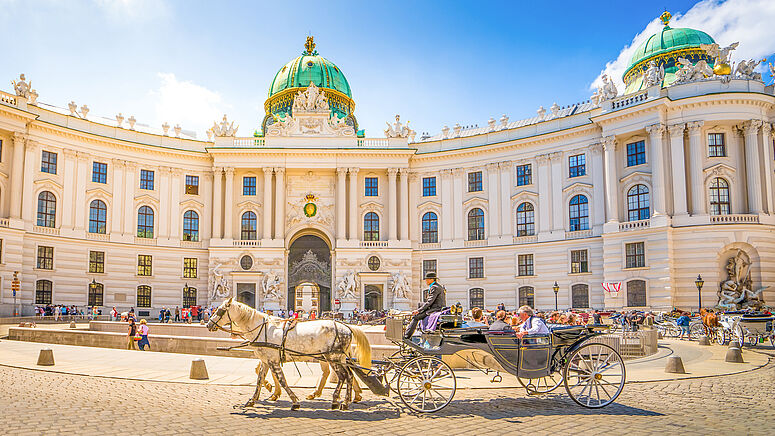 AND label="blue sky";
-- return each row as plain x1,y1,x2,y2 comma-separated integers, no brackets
1,0,773,139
